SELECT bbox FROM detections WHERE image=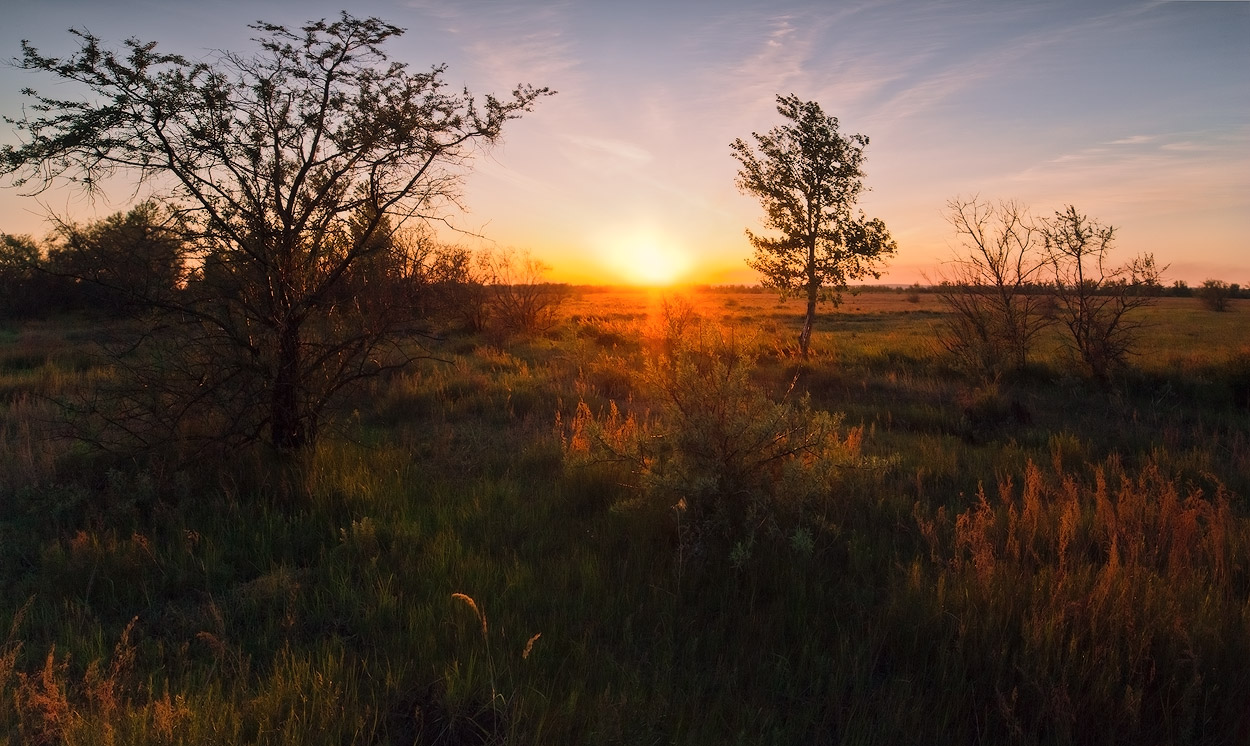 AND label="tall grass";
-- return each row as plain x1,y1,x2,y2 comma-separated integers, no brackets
0,290,1246,744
